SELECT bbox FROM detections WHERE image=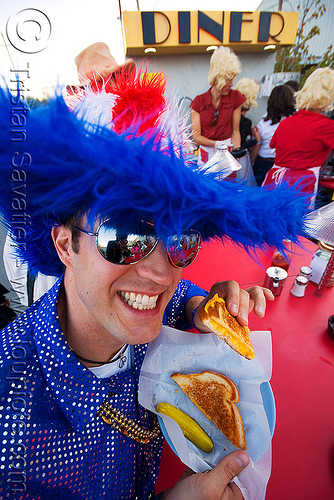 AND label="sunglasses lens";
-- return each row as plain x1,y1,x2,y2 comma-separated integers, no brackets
96,222,157,265
166,230,202,268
